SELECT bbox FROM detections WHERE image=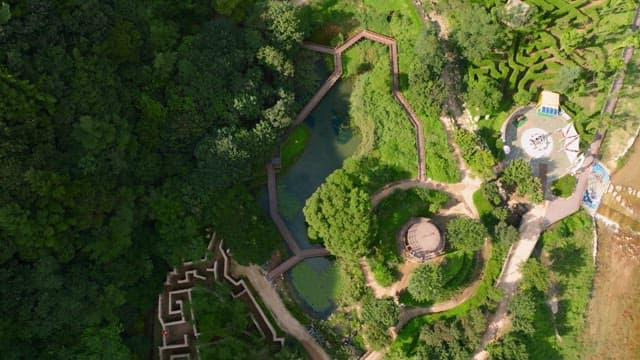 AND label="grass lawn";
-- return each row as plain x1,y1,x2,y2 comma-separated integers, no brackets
290,261,338,313
280,124,311,170
473,189,499,232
